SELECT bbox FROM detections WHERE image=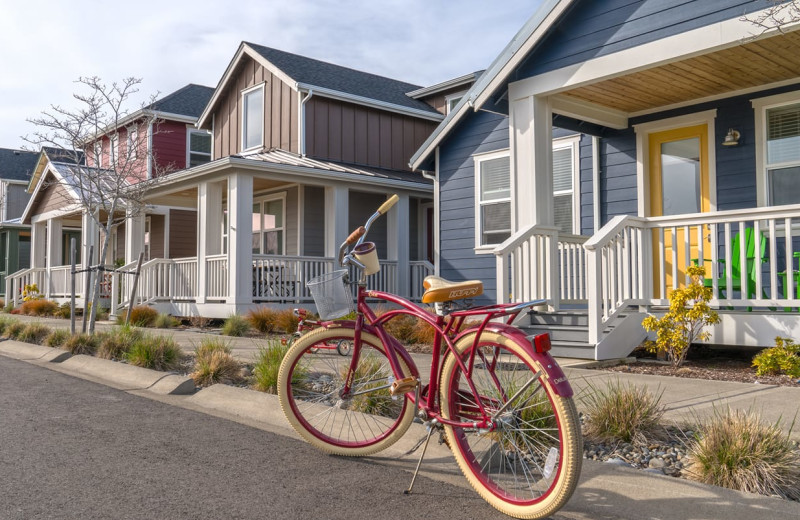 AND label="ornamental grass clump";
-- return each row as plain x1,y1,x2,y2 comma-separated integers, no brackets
253,340,291,394
579,379,666,445
4,321,26,340
45,329,71,348
126,334,183,371
62,333,99,355
752,336,800,378
20,299,58,317
274,309,299,334
685,408,800,500
642,265,720,367
17,323,52,345
191,338,242,386
118,306,159,327
153,313,180,329
246,307,278,333
222,314,250,337
96,326,144,360
0,316,19,335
